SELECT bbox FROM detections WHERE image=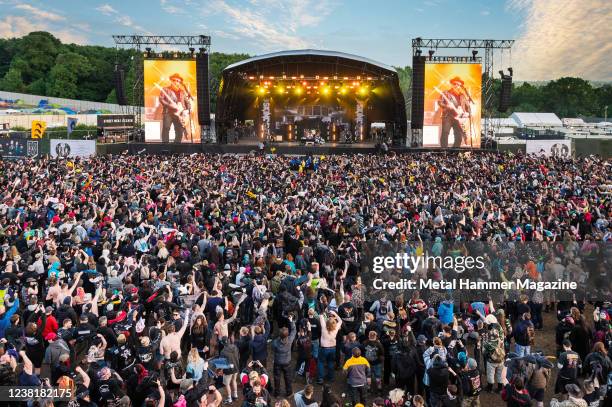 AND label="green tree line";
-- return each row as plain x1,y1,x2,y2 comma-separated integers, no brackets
1,32,610,119
0,32,249,111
